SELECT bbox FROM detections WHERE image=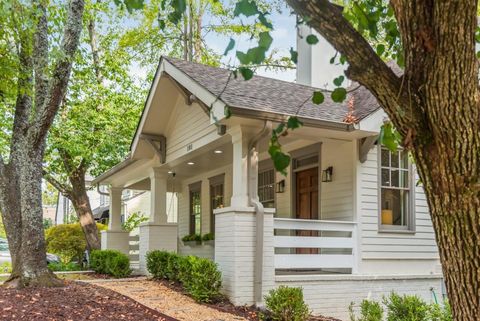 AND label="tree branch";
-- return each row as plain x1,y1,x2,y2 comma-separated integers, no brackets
285,0,426,136
32,0,49,111
42,170,72,198
32,0,85,146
